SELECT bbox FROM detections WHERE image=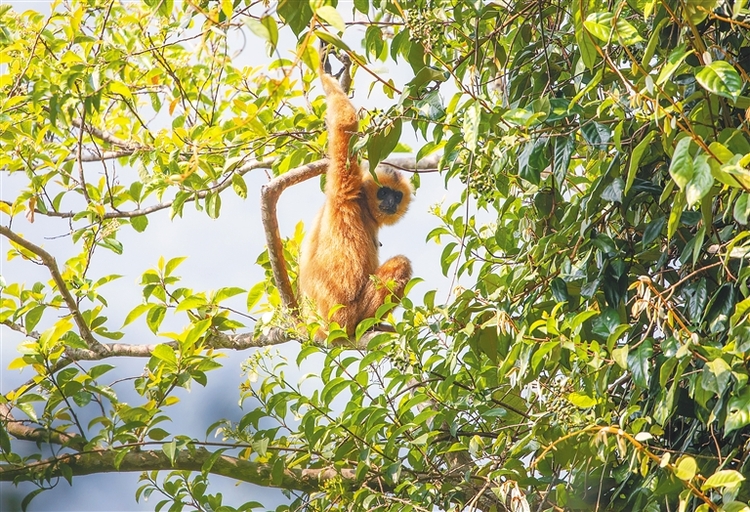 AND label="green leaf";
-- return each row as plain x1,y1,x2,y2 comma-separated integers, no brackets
315,5,346,33
701,470,745,490
147,428,170,441
567,391,597,408
162,439,177,466
24,305,45,333
592,308,620,337
245,18,271,42
21,488,45,512
131,215,148,233
701,357,731,394
152,344,177,366
122,303,152,327
669,137,693,189
246,282,266,311
462,101,480,153
277,0,313,35
612,346,628,369
574,3,597,69
261,16,279,50
686,155,714,206
657,45,692,85
0,421,11,453
367,119,402,171
232,173,247,199
642,216,666,247
673,456,697,481
205,192,221,219
615,22,642,46
214,287,245,303
146,305,166,334
552,136,574,189
627,340,653,389
162,258,185,278
667,190,686,241
685,0,719,24
109,80,132,100
626,131,655,194
517,139,546,185
89,364,115,379
581,122,610,150
726,386,750,433
175,295,208,312
584,12,614,42
695,61,742,102
601,177,624,203
734,193,750,224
